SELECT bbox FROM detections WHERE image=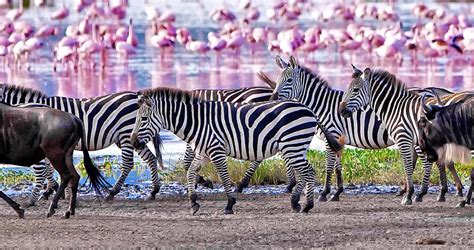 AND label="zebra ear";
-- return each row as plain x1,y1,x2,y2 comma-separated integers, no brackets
288,55,298,68
275,55,288,69
351,64,362,76
363,68,371,80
